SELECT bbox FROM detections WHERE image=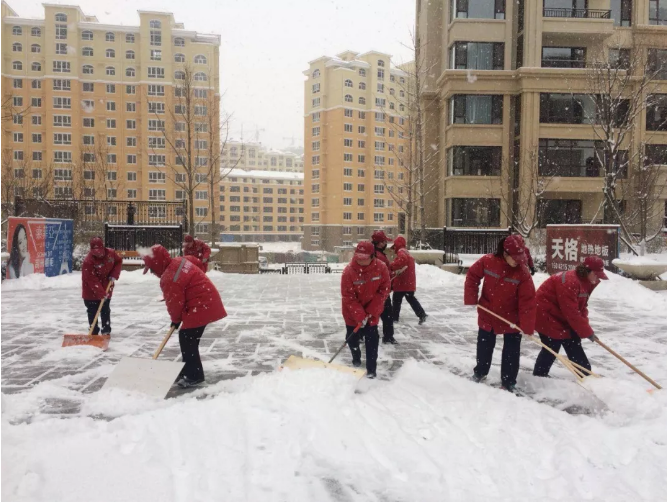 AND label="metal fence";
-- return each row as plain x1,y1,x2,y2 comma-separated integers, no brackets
282,262,332,274
105,224,183,257
443,227,512,263
543,8,611,18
